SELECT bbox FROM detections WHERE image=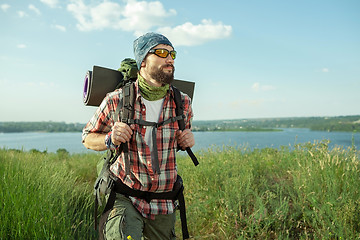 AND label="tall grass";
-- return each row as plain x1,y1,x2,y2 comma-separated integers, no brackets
0,149,100,239
1,140,359,239
178,141,360,239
